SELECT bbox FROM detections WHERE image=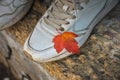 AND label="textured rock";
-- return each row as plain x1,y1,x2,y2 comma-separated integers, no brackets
0,0,120,80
